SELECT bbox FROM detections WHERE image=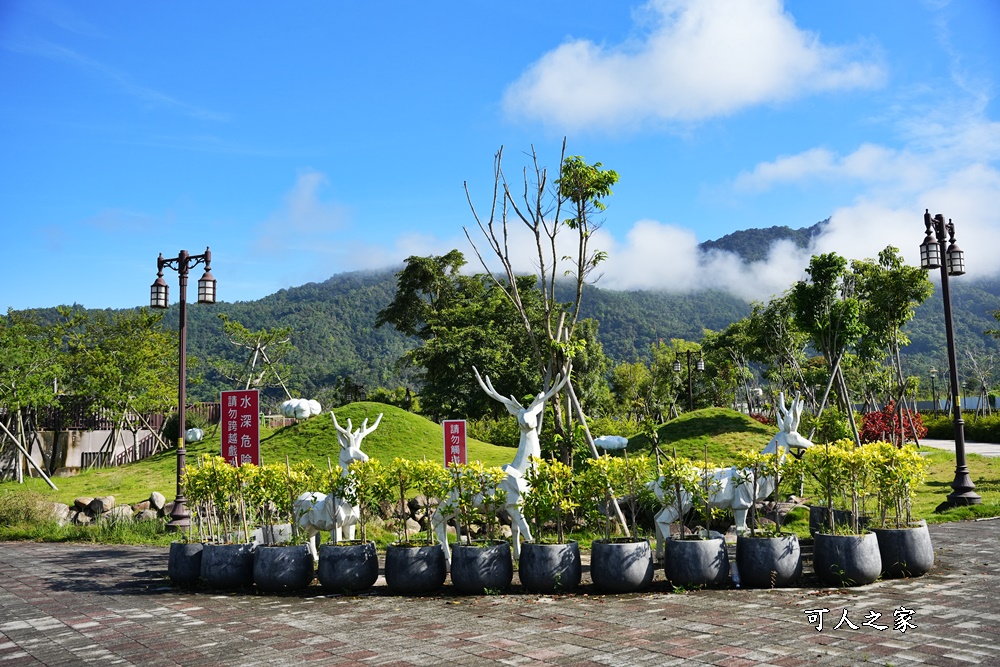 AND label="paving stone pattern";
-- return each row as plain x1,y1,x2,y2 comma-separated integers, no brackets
2,520,1000,666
